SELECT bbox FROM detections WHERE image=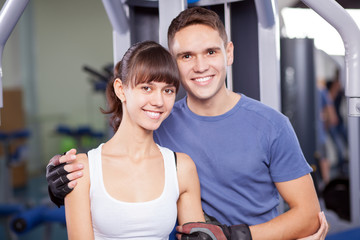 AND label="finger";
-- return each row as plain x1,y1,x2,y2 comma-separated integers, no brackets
66,170,83,182
68,180,78,189
47,154,62,168
321,212,329,239
65,148,77,156
63,162,84,174
176,226,183,233
68,148,77,154
309,212,326,240
59,152,77,164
